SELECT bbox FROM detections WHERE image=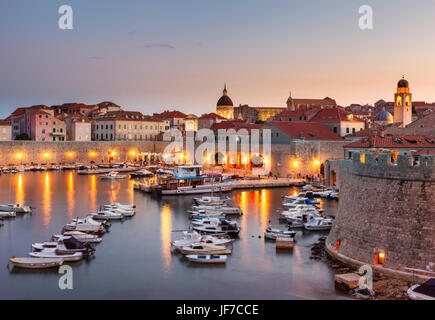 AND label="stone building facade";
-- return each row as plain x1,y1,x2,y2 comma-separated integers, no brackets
326,151,435,280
